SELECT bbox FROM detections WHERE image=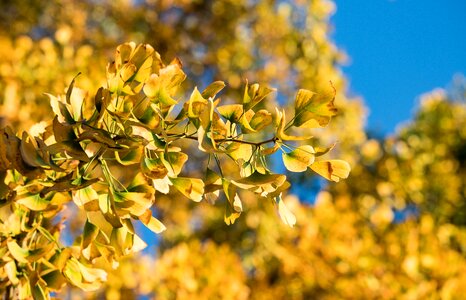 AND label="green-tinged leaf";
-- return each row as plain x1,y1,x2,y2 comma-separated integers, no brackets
16,189,50,211
243,81,275,110
7,240,53,263
144,74,178,106
197,125,217,153
120,63,137,82
201,81,226,99
64,258,106,292
233,171,286,189
31,283,47,300
41,270,66,291
217,104,243,122
275,194,296,227
282,145,315,172
141,156,168,179
73,186,99,207
203,168,222,203
249,109,273,131
82,220,99,249
170,177,204,202
293,84,337,128
115,146,143,166
87,210,113,242
310,159,351,182
161,152,188,177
